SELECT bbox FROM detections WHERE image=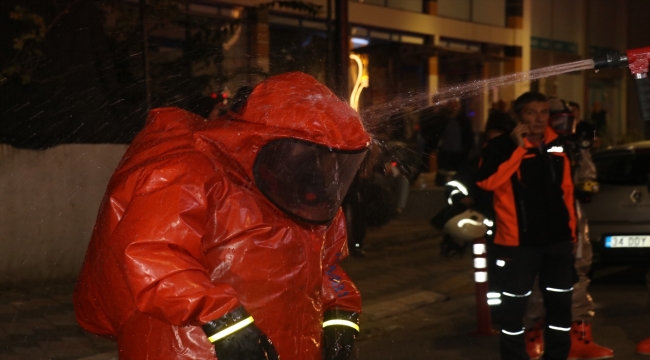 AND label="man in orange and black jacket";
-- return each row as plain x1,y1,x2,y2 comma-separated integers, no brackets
476,92,577,360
